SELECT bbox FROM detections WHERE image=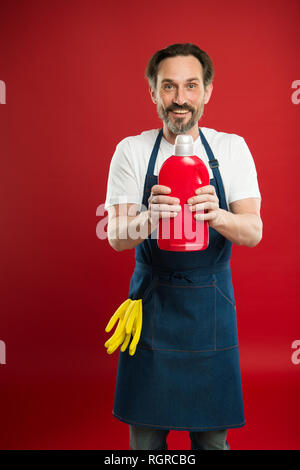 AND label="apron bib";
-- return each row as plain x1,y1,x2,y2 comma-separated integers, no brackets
112,129,245,431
